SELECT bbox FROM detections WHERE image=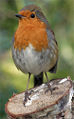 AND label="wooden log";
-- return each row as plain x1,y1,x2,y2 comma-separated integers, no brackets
5,76,73,119
72,81,74,119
